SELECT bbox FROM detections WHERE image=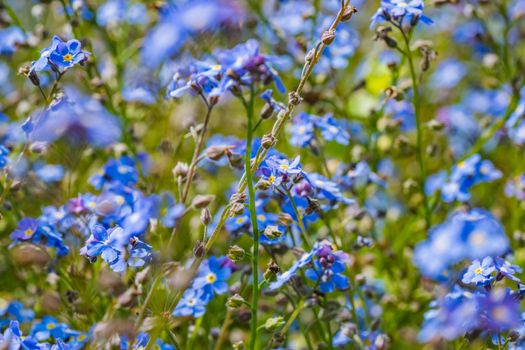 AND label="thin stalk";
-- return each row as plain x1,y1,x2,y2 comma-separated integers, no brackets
167,96,214,251
399,27,431,229
244,88,261,350
168,0,354,317
214,310,233,350
283,186,312,249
